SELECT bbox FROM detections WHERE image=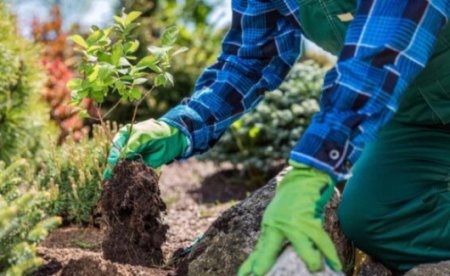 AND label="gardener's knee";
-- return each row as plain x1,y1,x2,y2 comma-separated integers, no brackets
337,194,367,245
